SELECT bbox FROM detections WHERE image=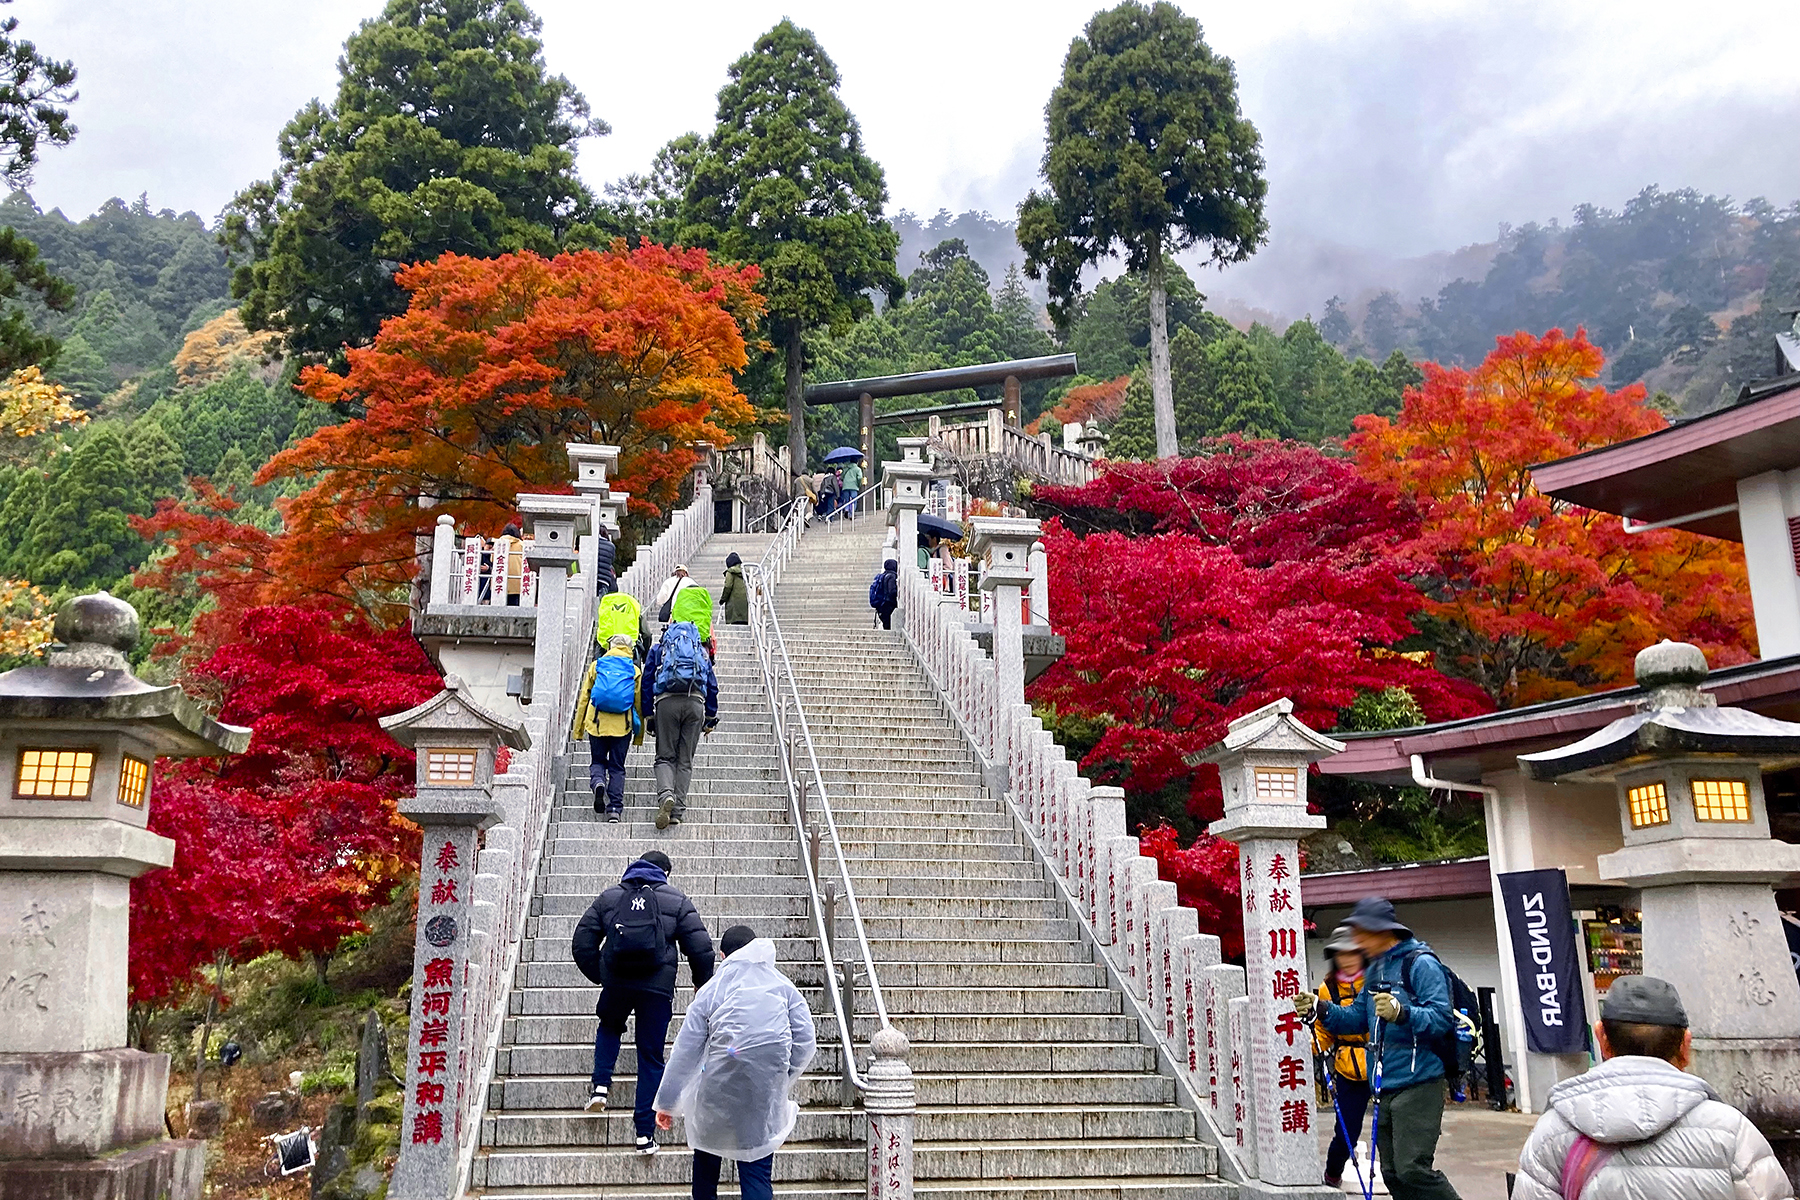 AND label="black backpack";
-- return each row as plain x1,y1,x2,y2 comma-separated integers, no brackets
1401,947,1478,1082
603,881,669,978
869,570,896,610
